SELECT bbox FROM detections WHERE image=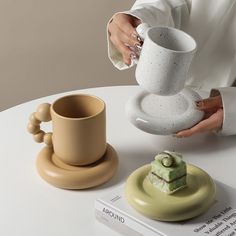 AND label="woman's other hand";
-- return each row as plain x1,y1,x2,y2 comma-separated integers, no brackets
175,95,223,137
108,13,142,65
